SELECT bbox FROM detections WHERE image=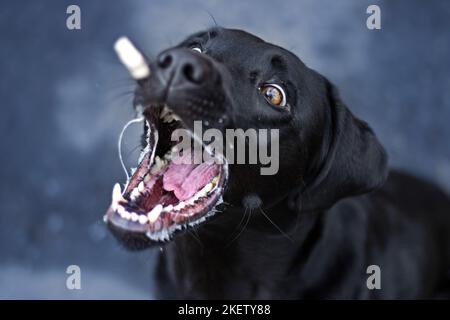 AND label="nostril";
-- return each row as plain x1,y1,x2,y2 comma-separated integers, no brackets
157,53,172,69
182,63,204,84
